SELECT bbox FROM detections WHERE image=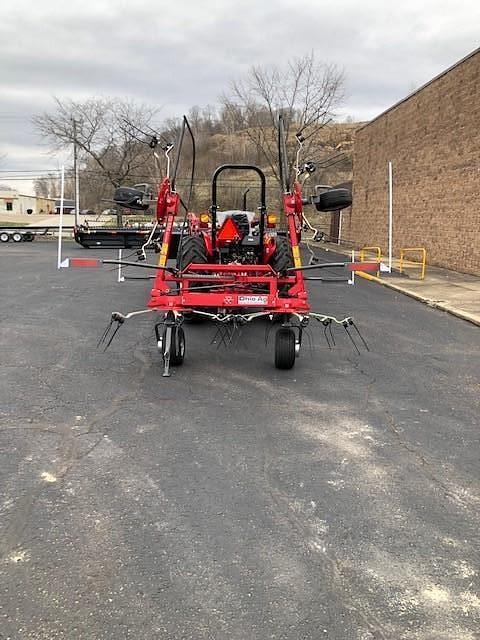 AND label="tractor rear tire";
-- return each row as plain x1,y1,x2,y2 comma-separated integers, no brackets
274,327,296,369
177,235,209,323
177,234,208,270
270,235,294,274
